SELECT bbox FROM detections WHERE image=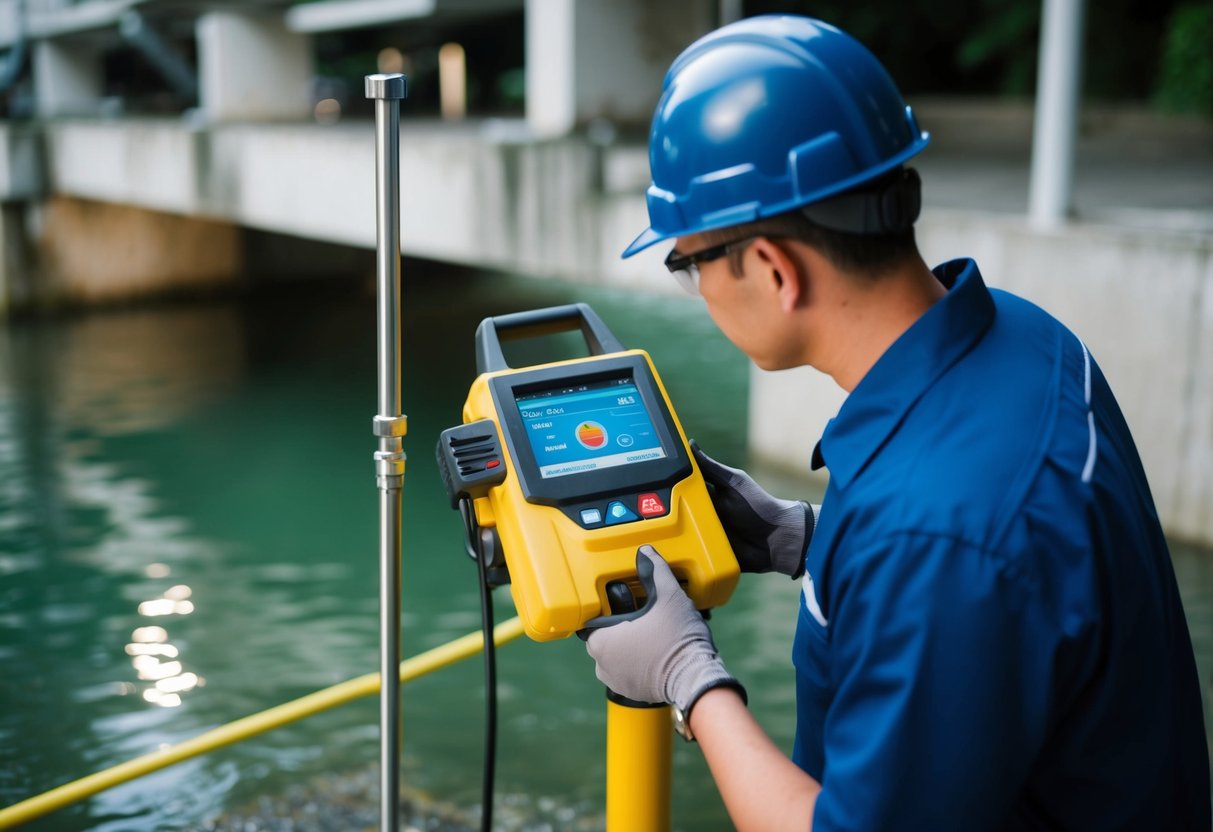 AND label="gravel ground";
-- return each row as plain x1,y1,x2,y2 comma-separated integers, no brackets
190,766,604,832
190,767,472,832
